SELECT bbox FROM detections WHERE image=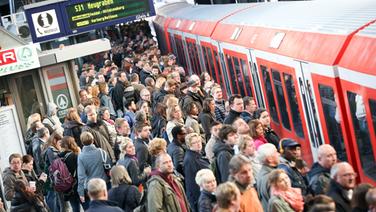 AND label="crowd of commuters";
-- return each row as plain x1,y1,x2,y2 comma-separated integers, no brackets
2,20,376,212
